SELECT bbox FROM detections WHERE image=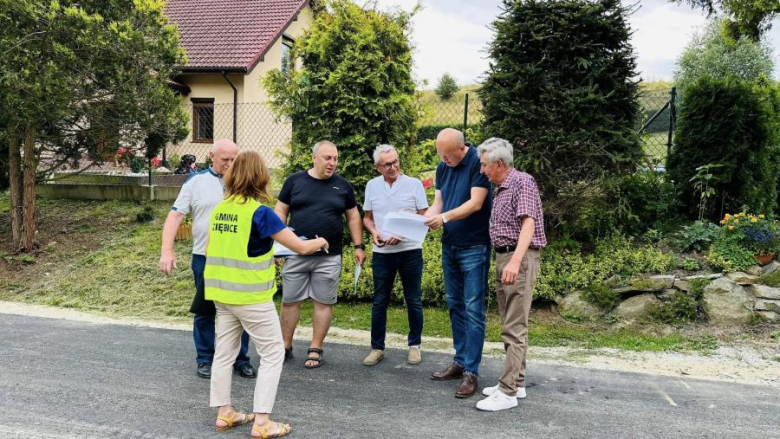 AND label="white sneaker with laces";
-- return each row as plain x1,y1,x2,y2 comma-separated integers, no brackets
476,390,518,412
482,384,526,399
